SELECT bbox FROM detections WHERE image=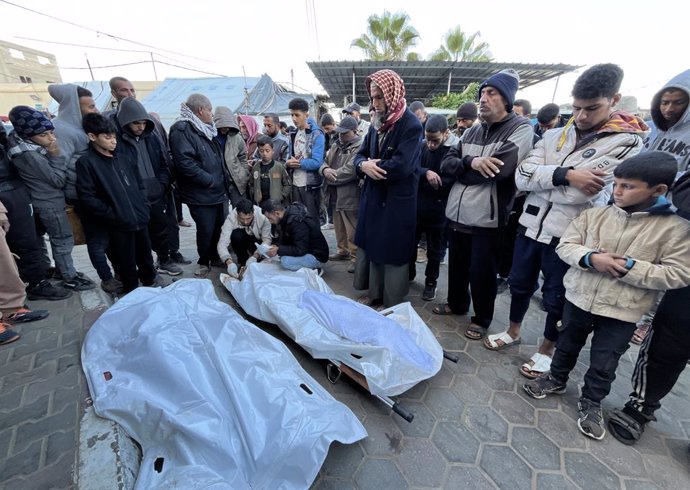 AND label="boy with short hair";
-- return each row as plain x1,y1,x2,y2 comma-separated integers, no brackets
286,98,325,221
250,136,291,206
8,106,95,291
524,151,690,441
76,114,160,294
410,115,458,301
